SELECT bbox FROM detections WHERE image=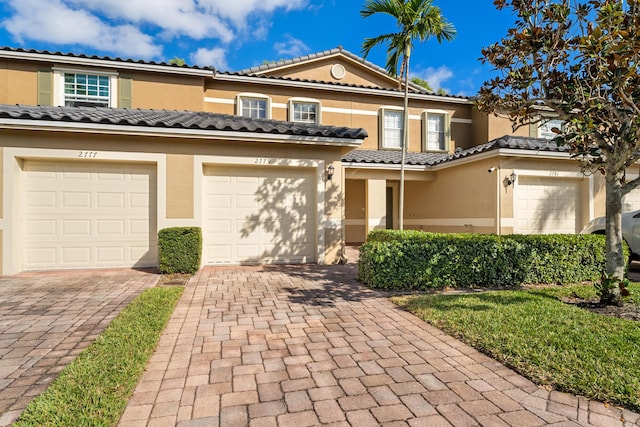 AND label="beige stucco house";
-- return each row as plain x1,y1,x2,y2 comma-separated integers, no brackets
0,46,631,274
